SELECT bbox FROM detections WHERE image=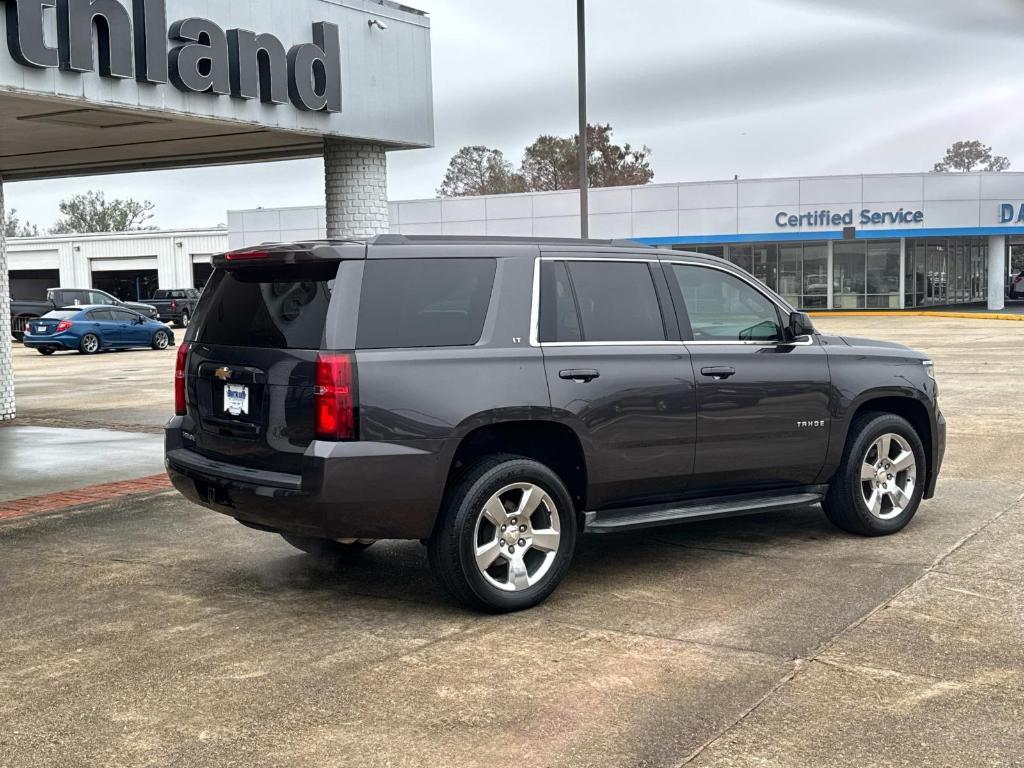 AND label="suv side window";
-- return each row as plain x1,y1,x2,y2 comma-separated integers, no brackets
561,260,666,342
539,261,582,343
357,258,496,349
670,264,782,342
